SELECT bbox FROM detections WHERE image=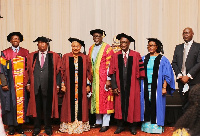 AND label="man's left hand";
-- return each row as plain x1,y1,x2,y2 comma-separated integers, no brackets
57,86,60,92
86,85,90,93
2,85,9,91
106,80,111,89
181,76,190,84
